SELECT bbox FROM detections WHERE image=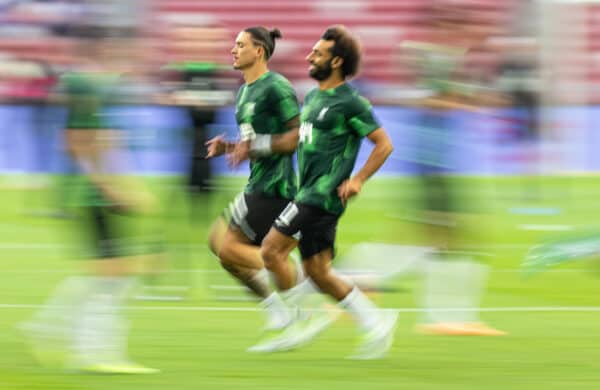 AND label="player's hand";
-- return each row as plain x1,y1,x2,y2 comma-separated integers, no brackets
337,177,363,205
228,140,251,168
205,135,227,158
